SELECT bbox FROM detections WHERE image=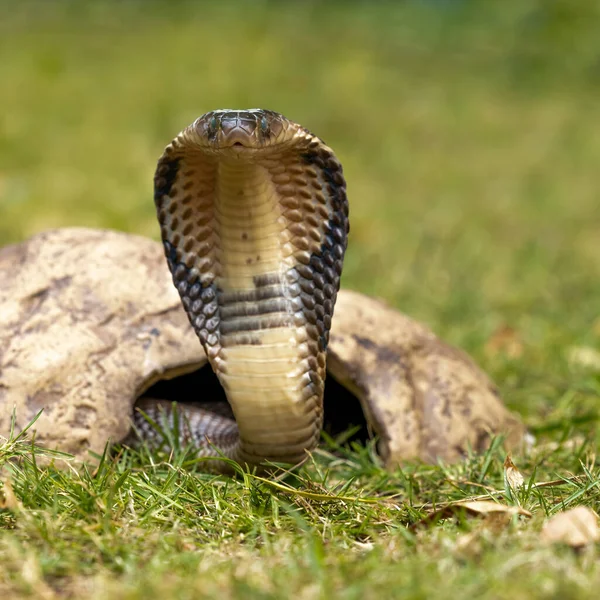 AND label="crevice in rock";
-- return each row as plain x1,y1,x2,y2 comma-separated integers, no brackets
139,364,369,446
